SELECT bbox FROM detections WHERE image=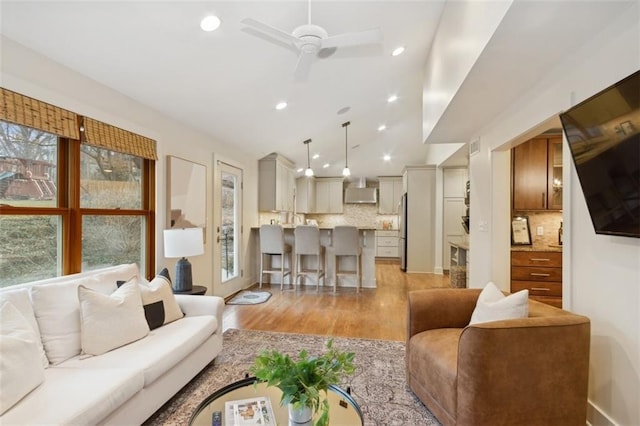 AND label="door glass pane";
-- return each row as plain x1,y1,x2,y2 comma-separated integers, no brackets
82,215,144,272
80,145,142,209
0,215,61,287
221,171,238,282
0,121,58,207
